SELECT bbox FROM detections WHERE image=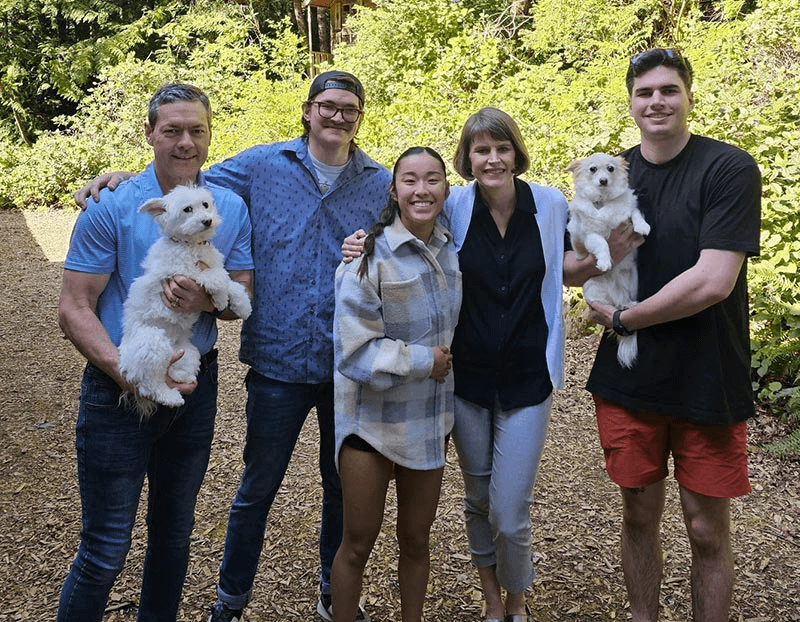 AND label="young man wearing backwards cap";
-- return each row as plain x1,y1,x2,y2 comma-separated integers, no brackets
73,70,389,622
204,72,390,622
